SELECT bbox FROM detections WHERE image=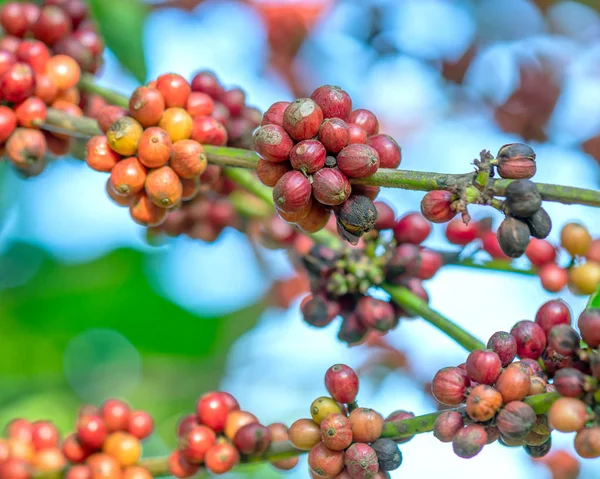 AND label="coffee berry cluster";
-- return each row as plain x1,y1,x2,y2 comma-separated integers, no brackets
431,298,600,460
300,205,441,344
444,217,599,294
0,0,103,176
85,71,260,231
253,84,401,244
170,390,298,476
289,364,405,478
0,398,154,479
